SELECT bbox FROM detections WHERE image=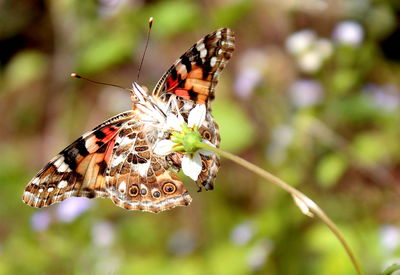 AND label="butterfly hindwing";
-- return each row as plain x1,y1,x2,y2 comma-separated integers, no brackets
105,120,192,212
